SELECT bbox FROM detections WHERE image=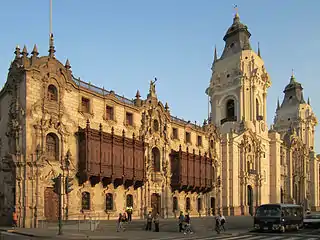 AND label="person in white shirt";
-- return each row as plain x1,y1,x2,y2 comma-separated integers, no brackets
219,213,226,231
